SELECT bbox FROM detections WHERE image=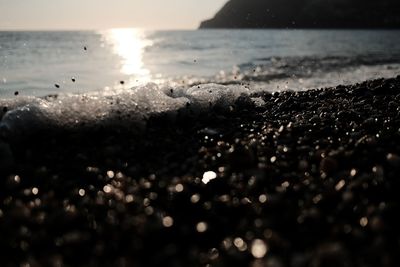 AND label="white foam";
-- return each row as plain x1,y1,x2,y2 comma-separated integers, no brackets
0,83,250,138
